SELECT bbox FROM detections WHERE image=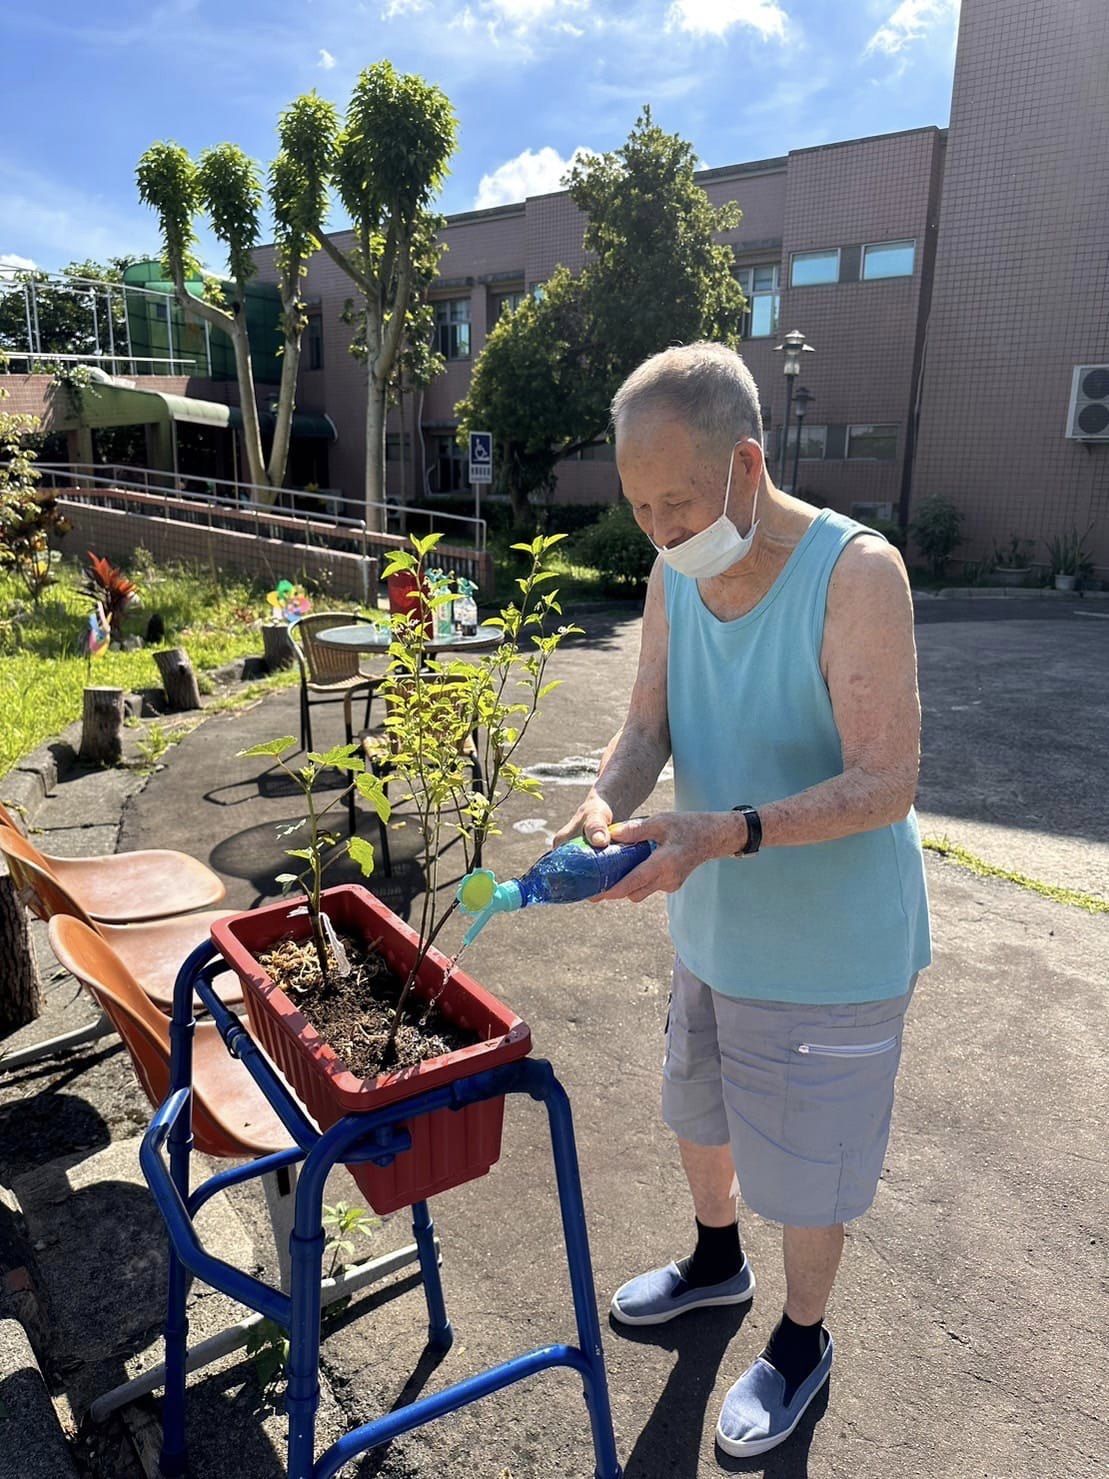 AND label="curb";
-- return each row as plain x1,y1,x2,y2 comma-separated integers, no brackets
0,1316,79,1478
